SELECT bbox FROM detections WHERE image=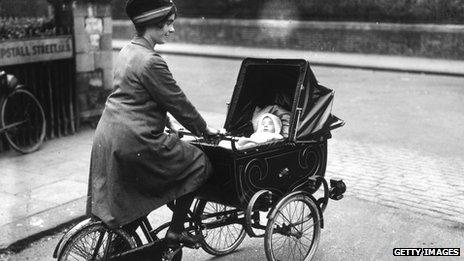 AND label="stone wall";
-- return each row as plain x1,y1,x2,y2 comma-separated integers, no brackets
73,0,113,121
113,18,464,60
